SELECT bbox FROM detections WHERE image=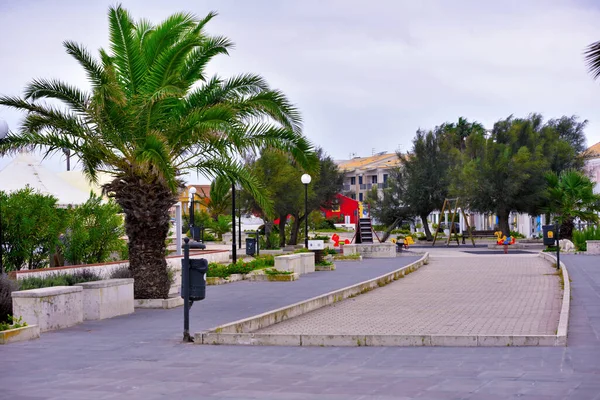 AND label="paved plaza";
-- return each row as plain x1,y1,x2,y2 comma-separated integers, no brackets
258,254,562,336
0,253,599,399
